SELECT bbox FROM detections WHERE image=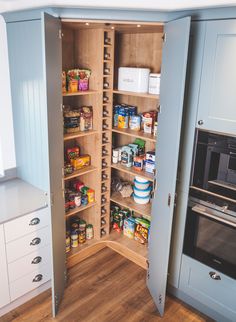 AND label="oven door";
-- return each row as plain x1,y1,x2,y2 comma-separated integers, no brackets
183,199,236,279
